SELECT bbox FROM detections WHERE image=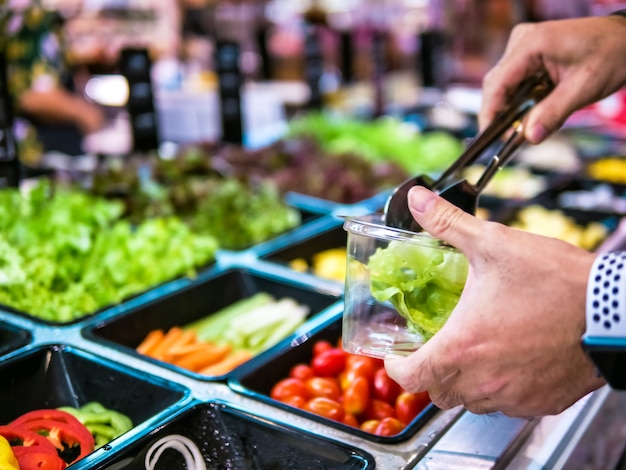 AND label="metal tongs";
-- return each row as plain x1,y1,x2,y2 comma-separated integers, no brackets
384,70,554,232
